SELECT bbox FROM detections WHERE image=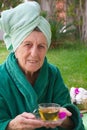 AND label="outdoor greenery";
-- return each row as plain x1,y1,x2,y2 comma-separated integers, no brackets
0,42,9,63
47,41,87,90
0,40,87,90
0,0,23,10
49,19,76,47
